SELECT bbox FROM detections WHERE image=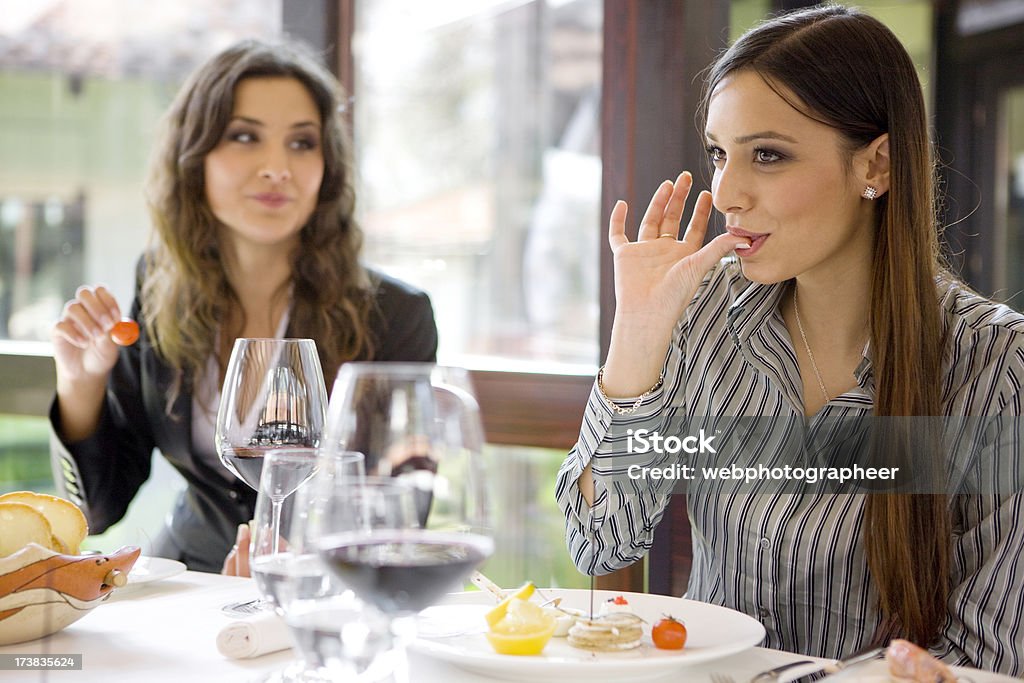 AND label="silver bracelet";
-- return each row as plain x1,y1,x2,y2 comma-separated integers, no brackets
596,366,665,416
